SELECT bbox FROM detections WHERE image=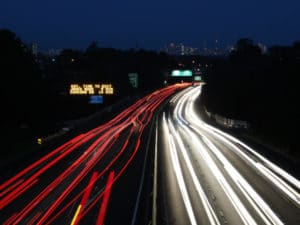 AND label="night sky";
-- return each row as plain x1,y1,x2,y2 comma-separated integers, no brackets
1,0,300,51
